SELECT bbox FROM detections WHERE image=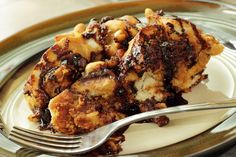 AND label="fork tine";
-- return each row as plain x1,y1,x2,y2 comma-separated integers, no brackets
9,131,81,149
13,126,81,139
9,135,82,154
12,127,82,144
